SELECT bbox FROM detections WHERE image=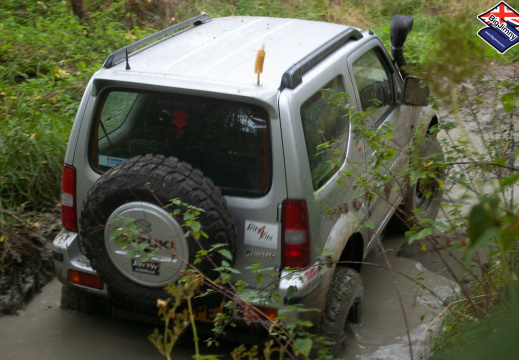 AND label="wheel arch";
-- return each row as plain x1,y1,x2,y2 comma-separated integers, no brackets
338,232,364,272
427,115,439,136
